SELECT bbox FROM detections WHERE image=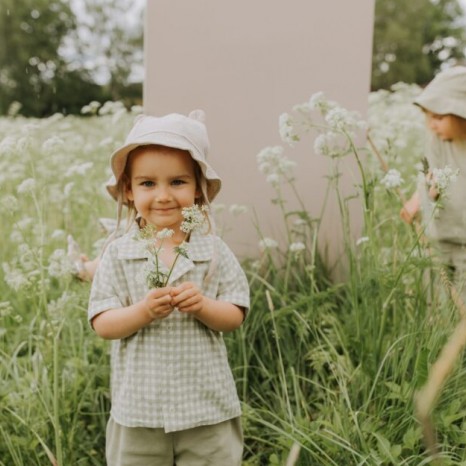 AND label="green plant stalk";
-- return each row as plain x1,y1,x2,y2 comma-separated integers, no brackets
265,290,294,428
53,321,65,466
